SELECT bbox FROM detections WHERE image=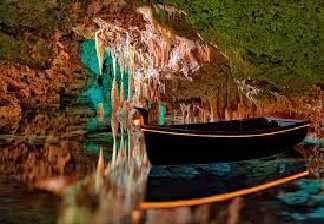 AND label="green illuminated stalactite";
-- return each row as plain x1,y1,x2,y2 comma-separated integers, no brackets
80,39,129,118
